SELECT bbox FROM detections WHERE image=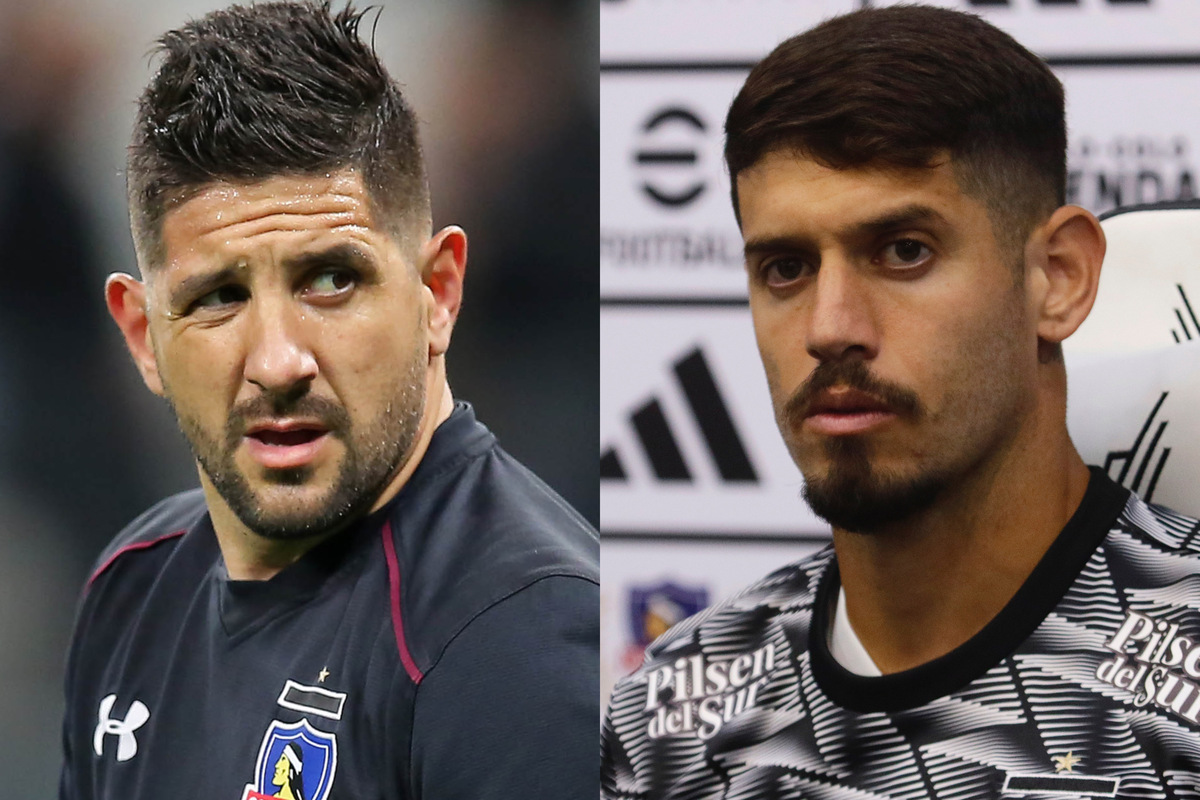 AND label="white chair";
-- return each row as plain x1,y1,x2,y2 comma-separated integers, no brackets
1065,201,1200,516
